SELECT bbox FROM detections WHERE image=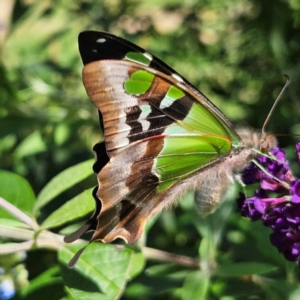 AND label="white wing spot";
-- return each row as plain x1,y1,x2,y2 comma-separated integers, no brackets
171,73,184,83
92,49,97,53
96,38,106,43
104,86,113,92
104,65,112,71
143,52,153,61
139,104,152,120
140,119,151,132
